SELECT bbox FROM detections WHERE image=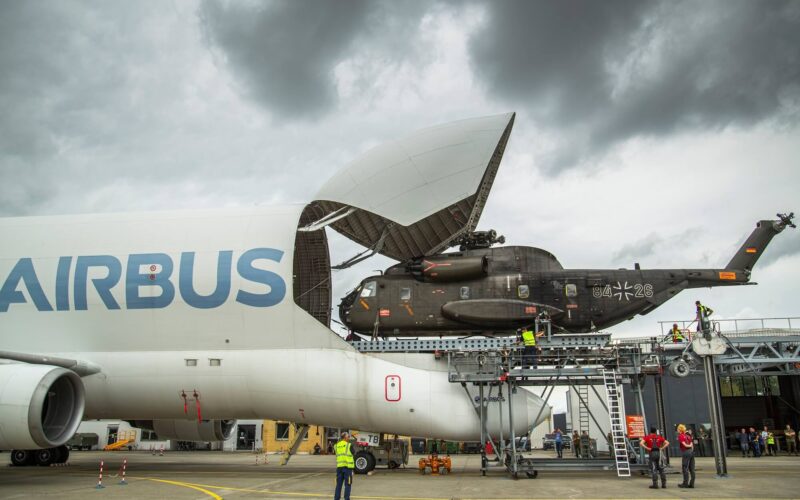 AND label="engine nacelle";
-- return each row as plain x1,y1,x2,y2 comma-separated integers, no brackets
0,364,85,450
408,255,488,283
142,419,236,442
